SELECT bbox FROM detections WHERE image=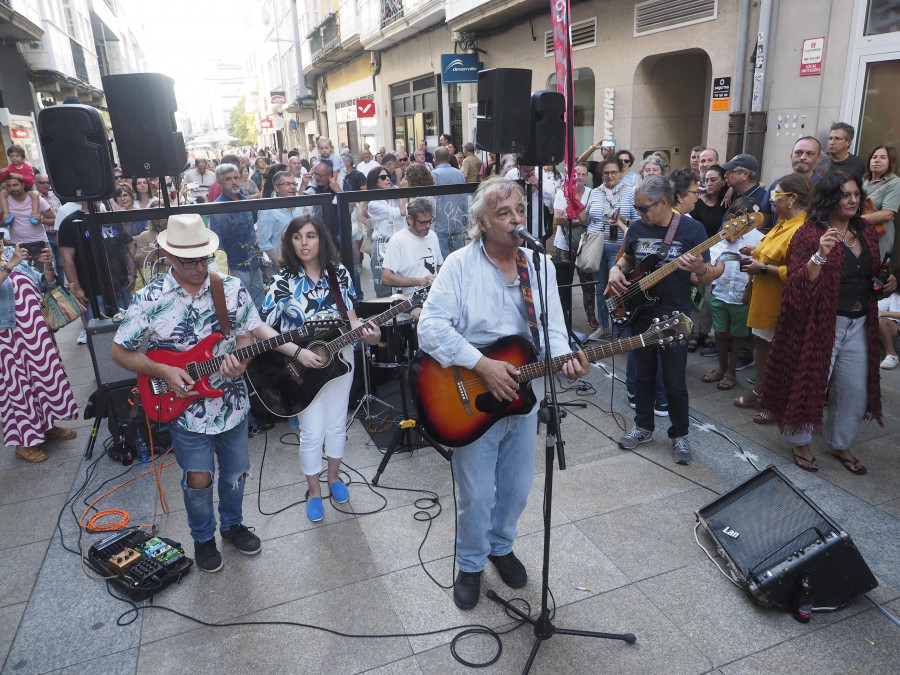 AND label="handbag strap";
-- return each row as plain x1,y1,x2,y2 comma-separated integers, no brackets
209,271,232,338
